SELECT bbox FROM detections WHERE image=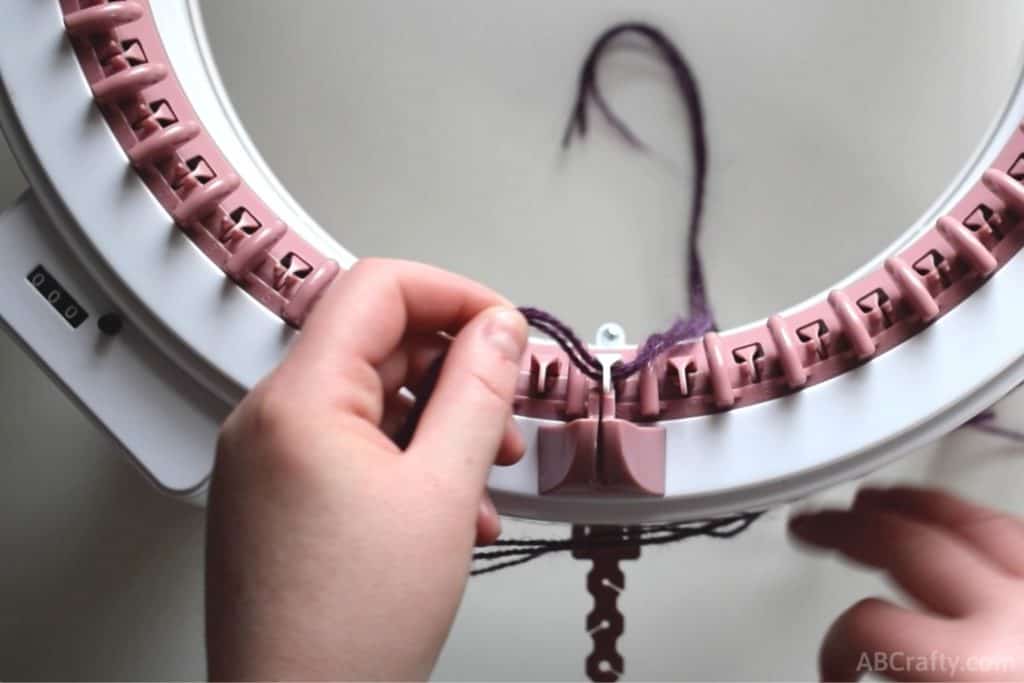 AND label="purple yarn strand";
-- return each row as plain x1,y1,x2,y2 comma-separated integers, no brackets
555,23,1024,445
534,22,716,383
518,307,605,379
398,22,719,456
964,409,1024,443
